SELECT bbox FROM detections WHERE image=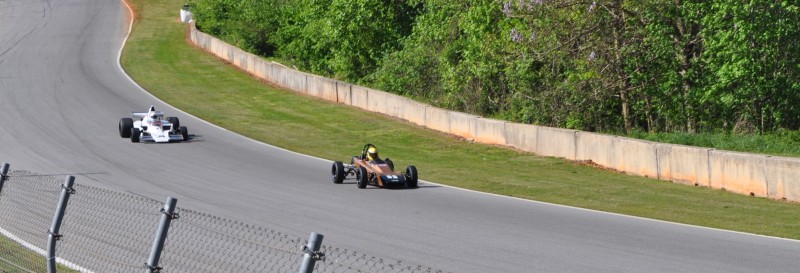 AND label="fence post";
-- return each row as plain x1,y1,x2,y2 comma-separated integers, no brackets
47,176,75,273
299,232,324,273
145,197,178,273
0,162,9,194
